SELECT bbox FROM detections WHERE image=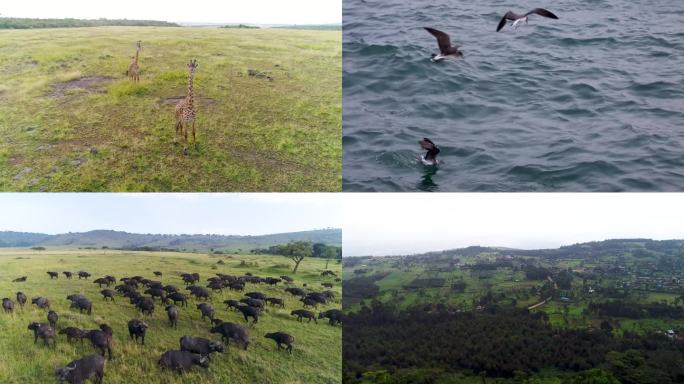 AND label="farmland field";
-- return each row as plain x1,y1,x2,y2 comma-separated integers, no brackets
0,27,341,191
0,249,342,383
